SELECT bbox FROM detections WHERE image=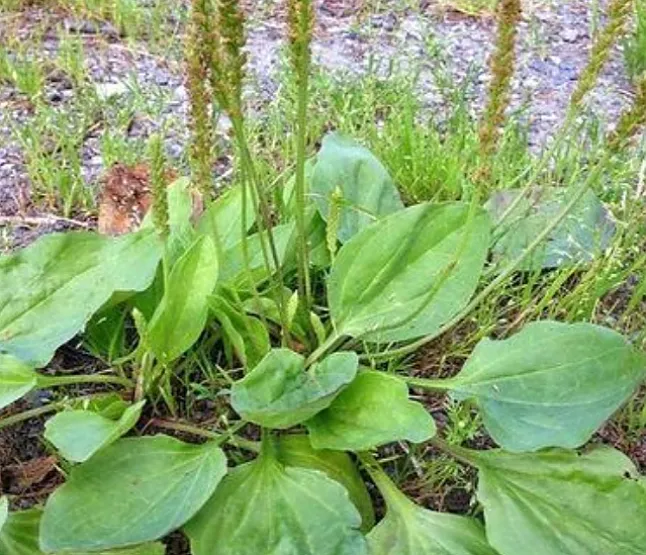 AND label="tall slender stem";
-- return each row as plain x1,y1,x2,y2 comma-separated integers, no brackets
231,119,291,344
403,376,456,391
289,0,314,308
305,330,342,366
0,404,58,431
37,373,133,389
149,419,260,453
0,393,110,431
